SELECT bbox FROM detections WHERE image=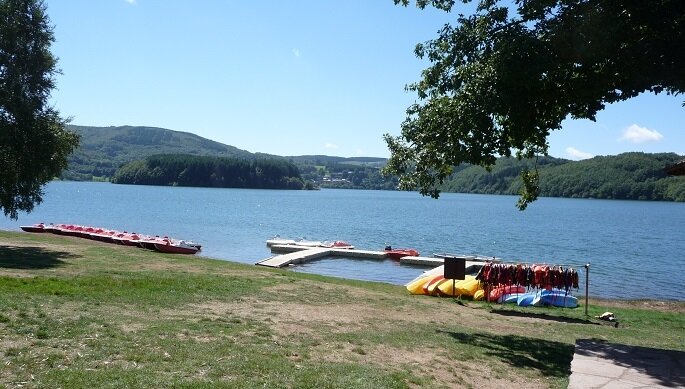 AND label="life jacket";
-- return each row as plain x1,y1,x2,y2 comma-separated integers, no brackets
516,264,527,286
542,265,552,290
533,265,543,288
